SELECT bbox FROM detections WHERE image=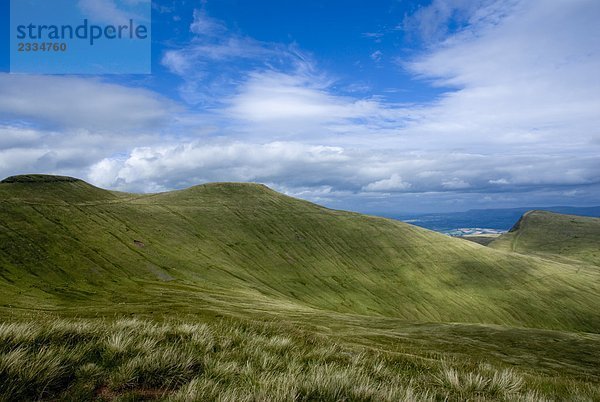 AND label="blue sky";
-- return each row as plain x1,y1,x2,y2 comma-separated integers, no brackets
0,0,599,214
